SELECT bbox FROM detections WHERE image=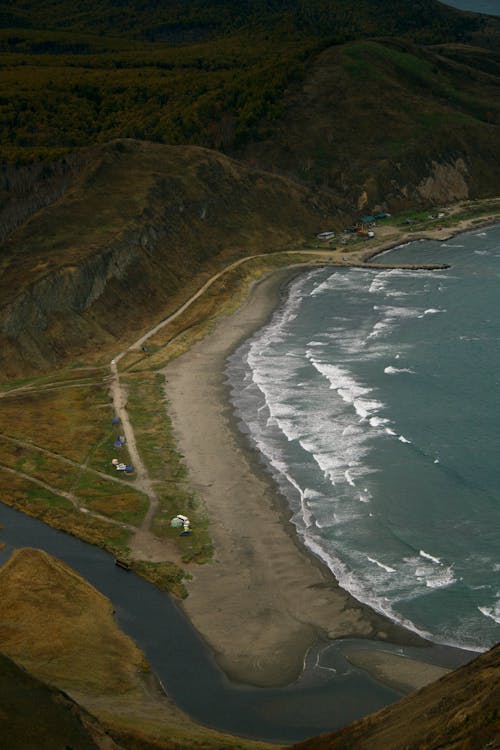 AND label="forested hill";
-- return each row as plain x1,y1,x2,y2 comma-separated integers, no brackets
0,0,493,43
0,0,499,215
